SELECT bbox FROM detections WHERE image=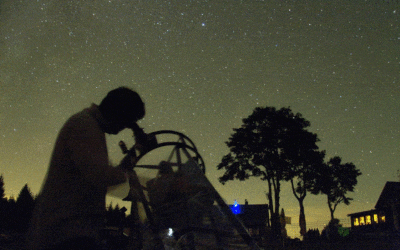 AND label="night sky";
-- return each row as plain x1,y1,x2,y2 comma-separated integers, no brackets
1,0,399,237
